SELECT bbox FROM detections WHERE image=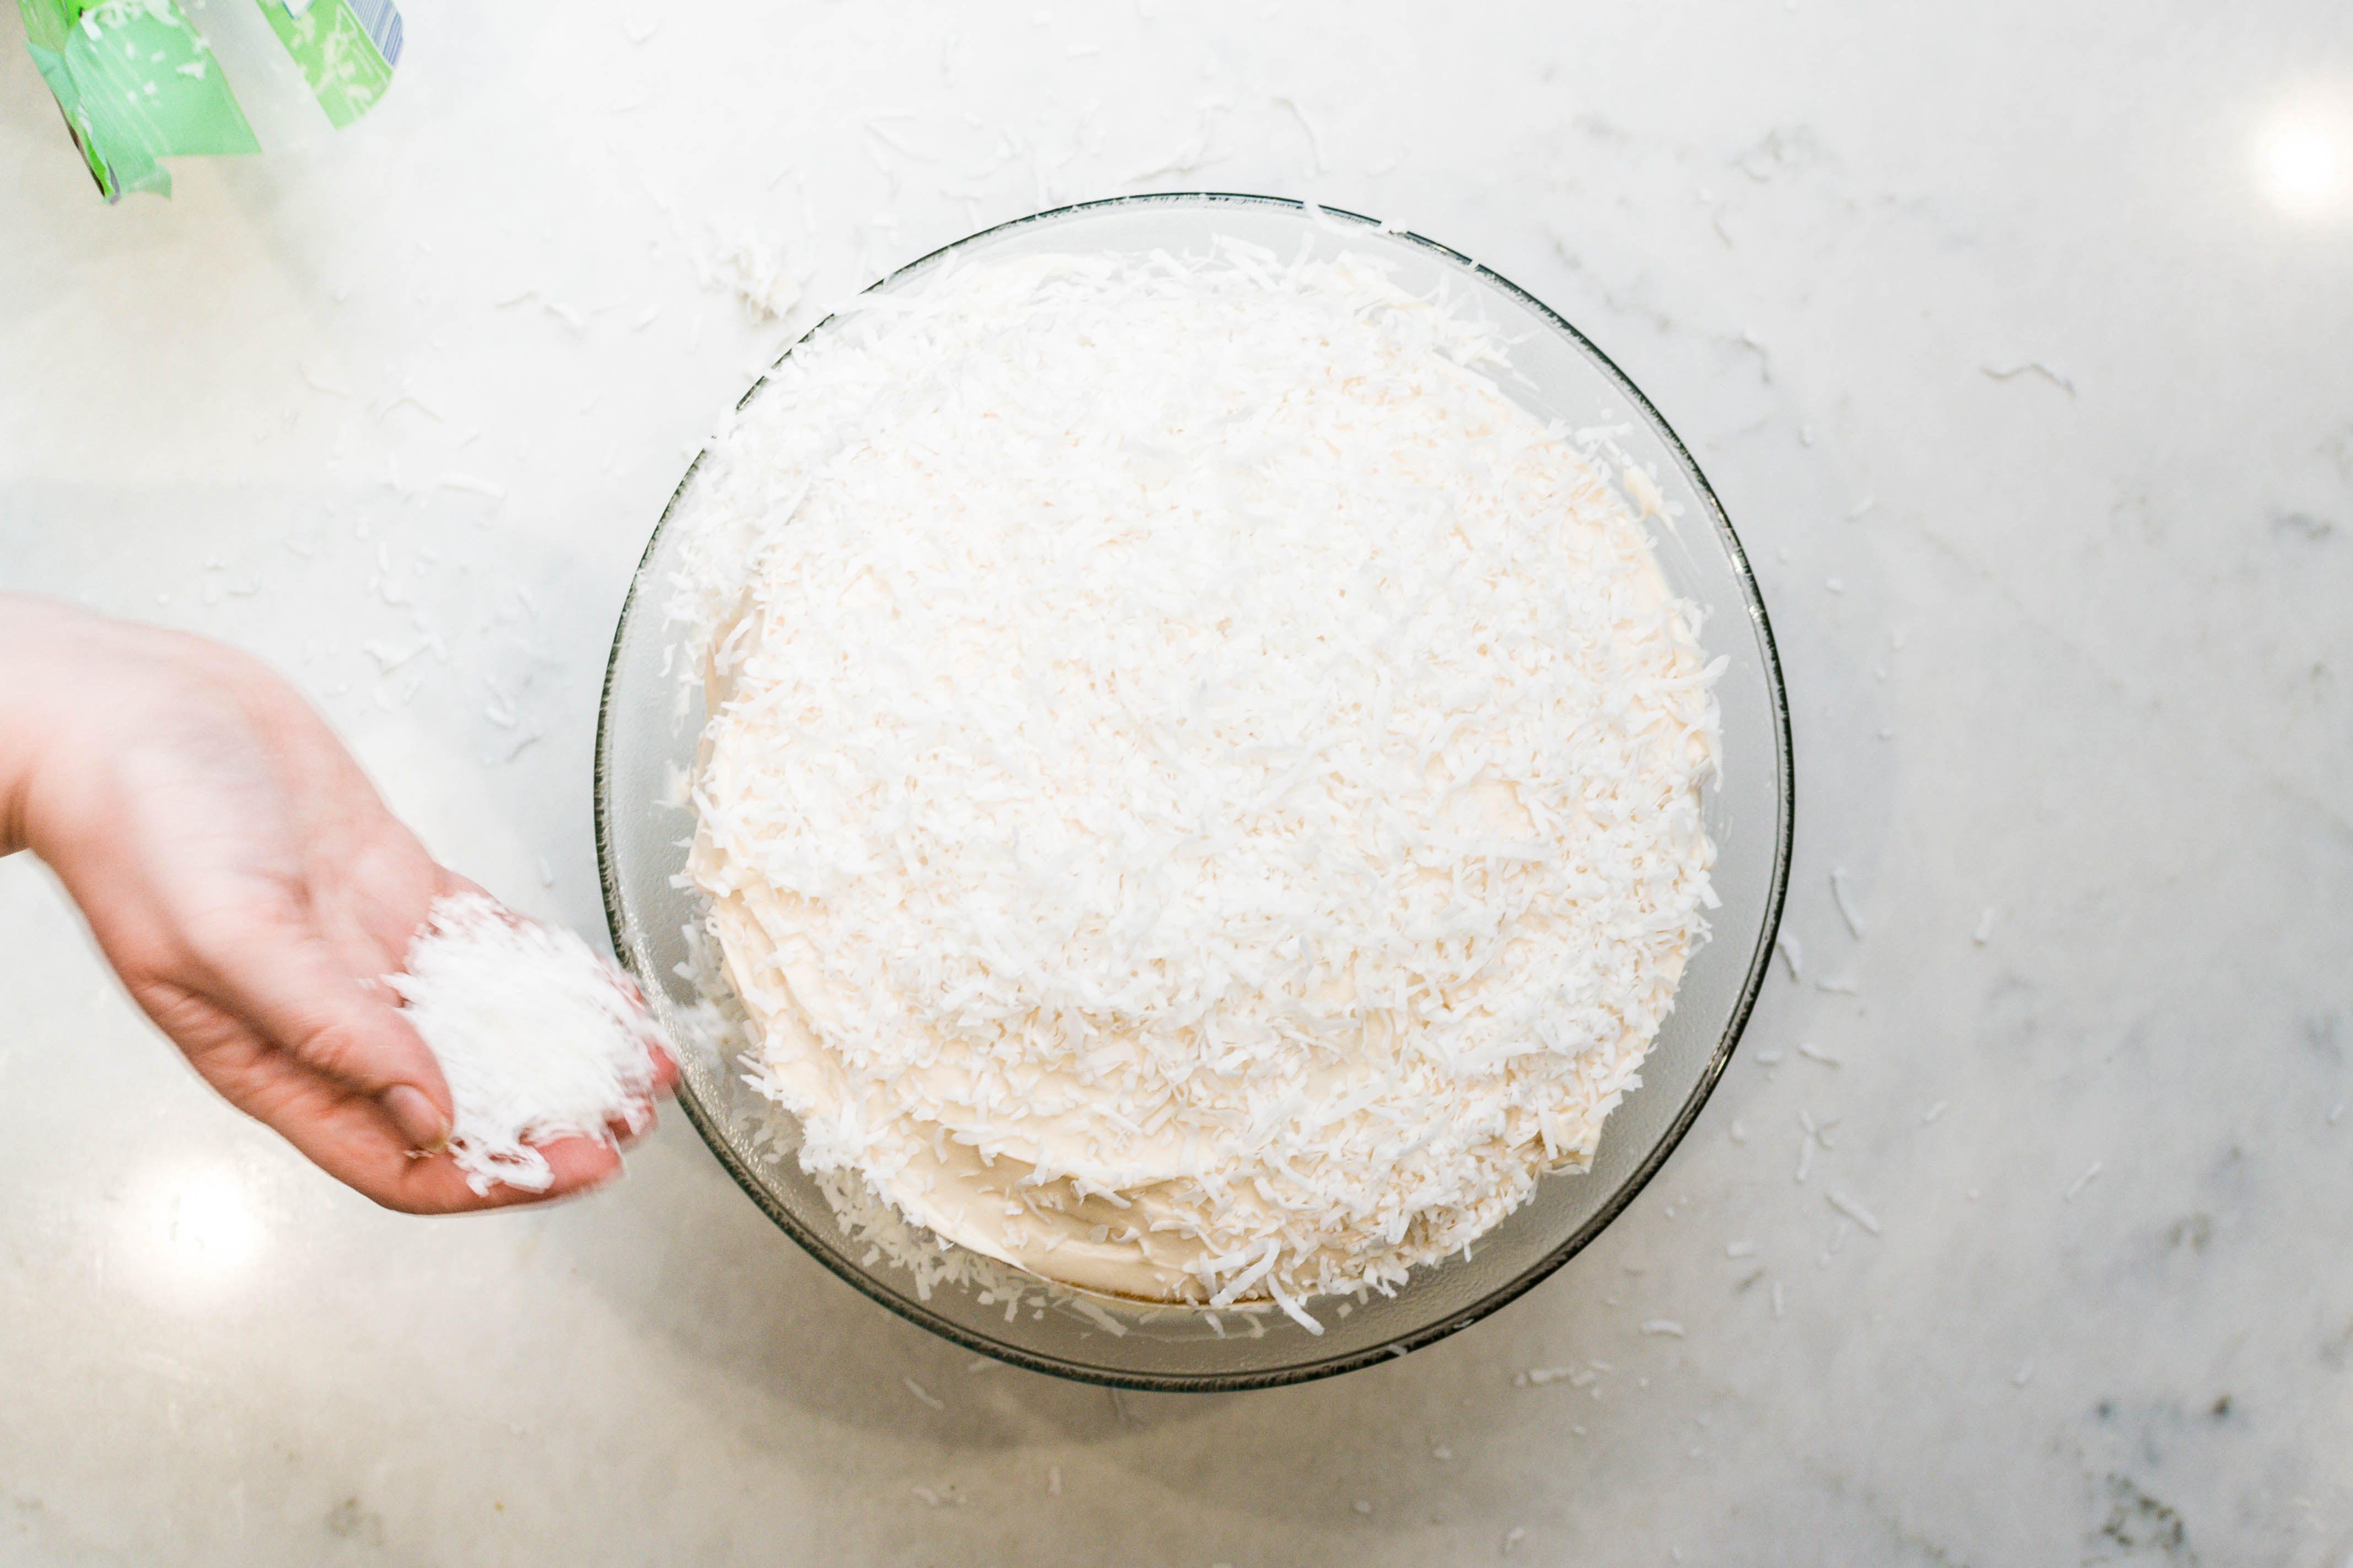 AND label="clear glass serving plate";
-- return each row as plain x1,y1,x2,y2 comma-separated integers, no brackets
595,193,1792,1391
